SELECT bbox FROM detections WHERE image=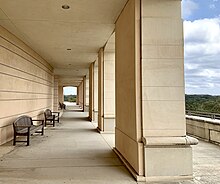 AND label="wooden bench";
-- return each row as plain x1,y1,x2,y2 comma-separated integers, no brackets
44,109,60,127
59,102,66,110
13,115,44,146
